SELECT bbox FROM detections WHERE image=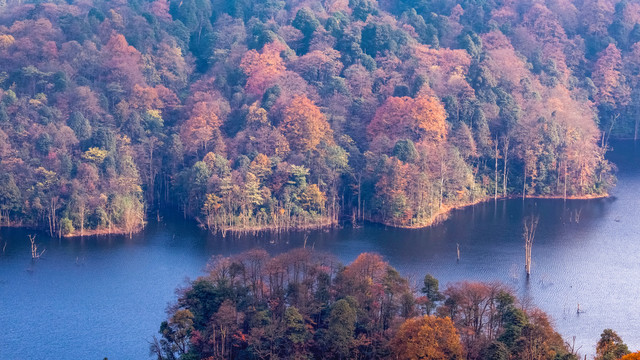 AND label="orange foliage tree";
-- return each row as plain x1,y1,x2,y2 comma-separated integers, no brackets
130,84,163,110
367,96,447,146
592,43,630,107
240,41,287,96
279,95,331,152
180,101,223,155
621,353,640,360
391,315,464,360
